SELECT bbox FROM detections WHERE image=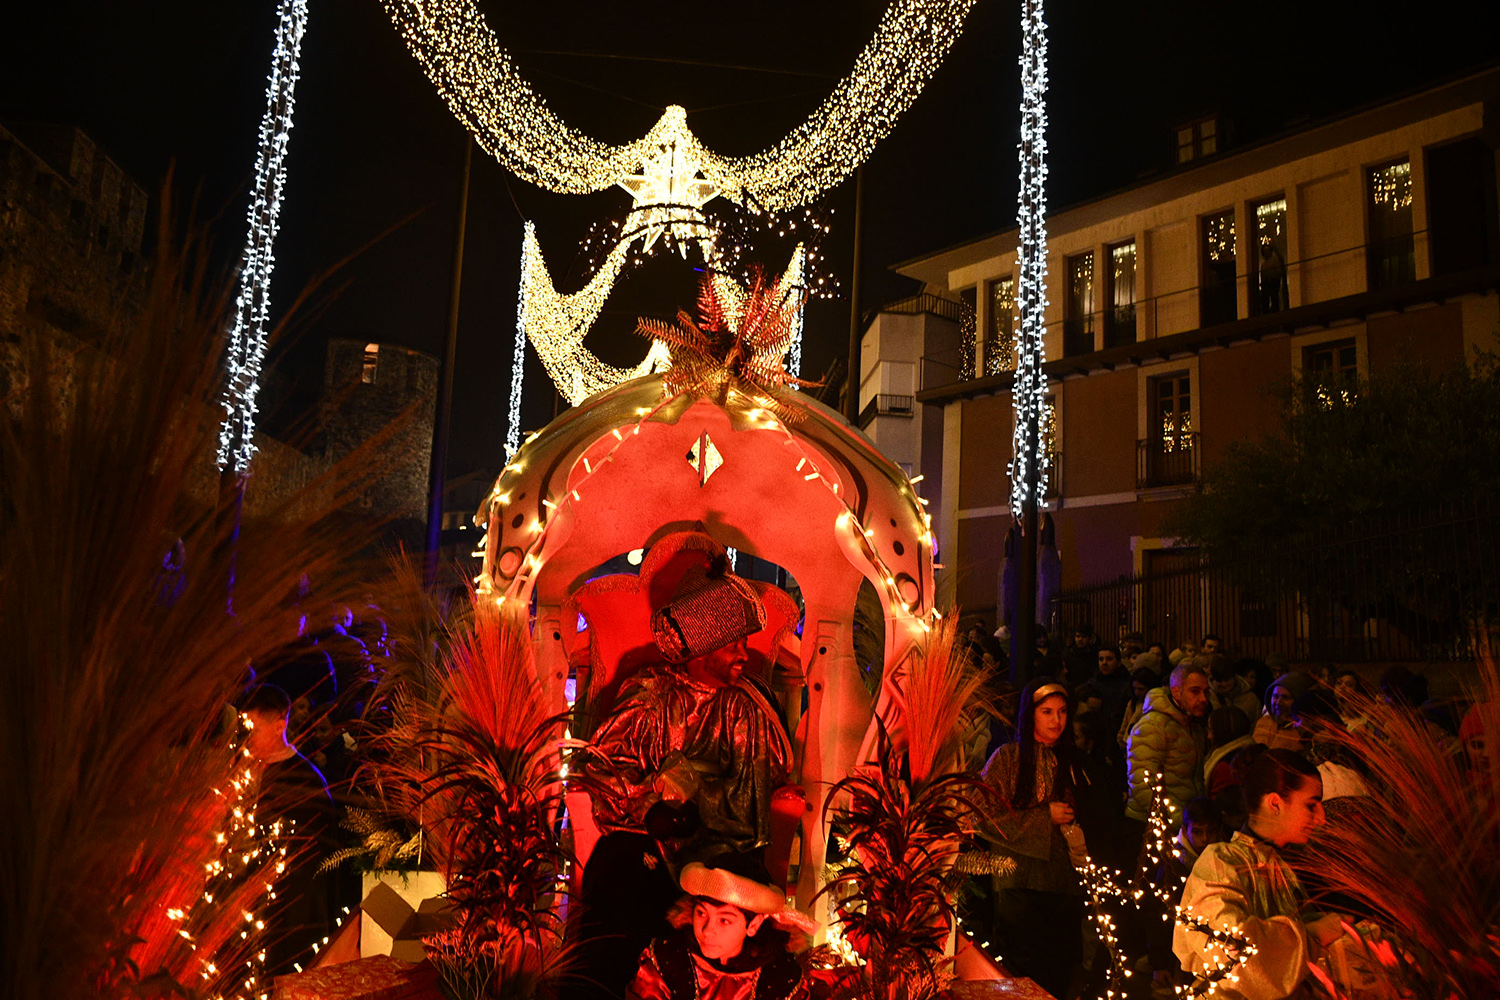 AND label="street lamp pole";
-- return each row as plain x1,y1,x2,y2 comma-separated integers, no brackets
424,136,472,590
